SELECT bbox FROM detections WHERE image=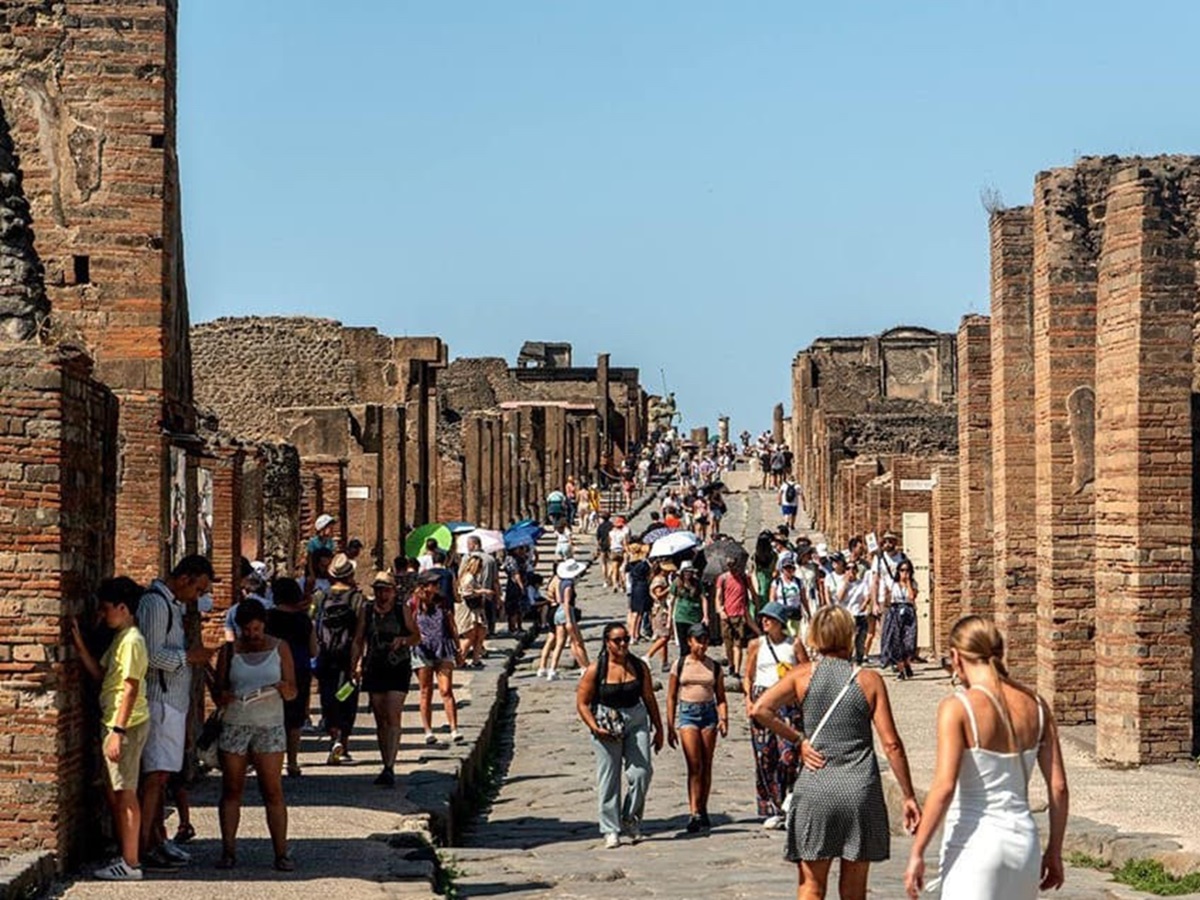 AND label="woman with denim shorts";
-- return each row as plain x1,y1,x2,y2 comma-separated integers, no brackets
666,623,728,832
214,598,297,871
